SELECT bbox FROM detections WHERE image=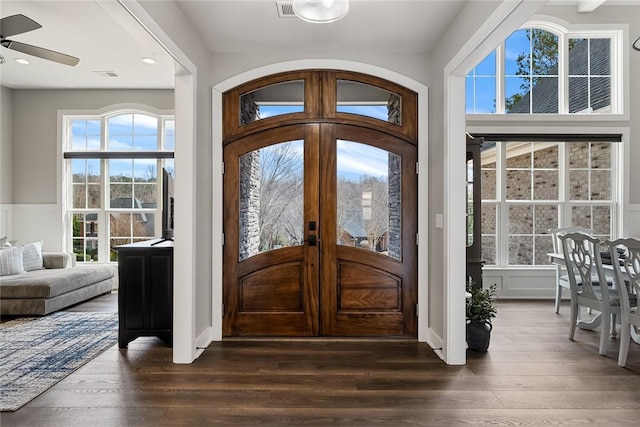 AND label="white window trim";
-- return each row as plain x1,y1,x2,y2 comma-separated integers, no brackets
468,125,625,269
60,105,174,263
